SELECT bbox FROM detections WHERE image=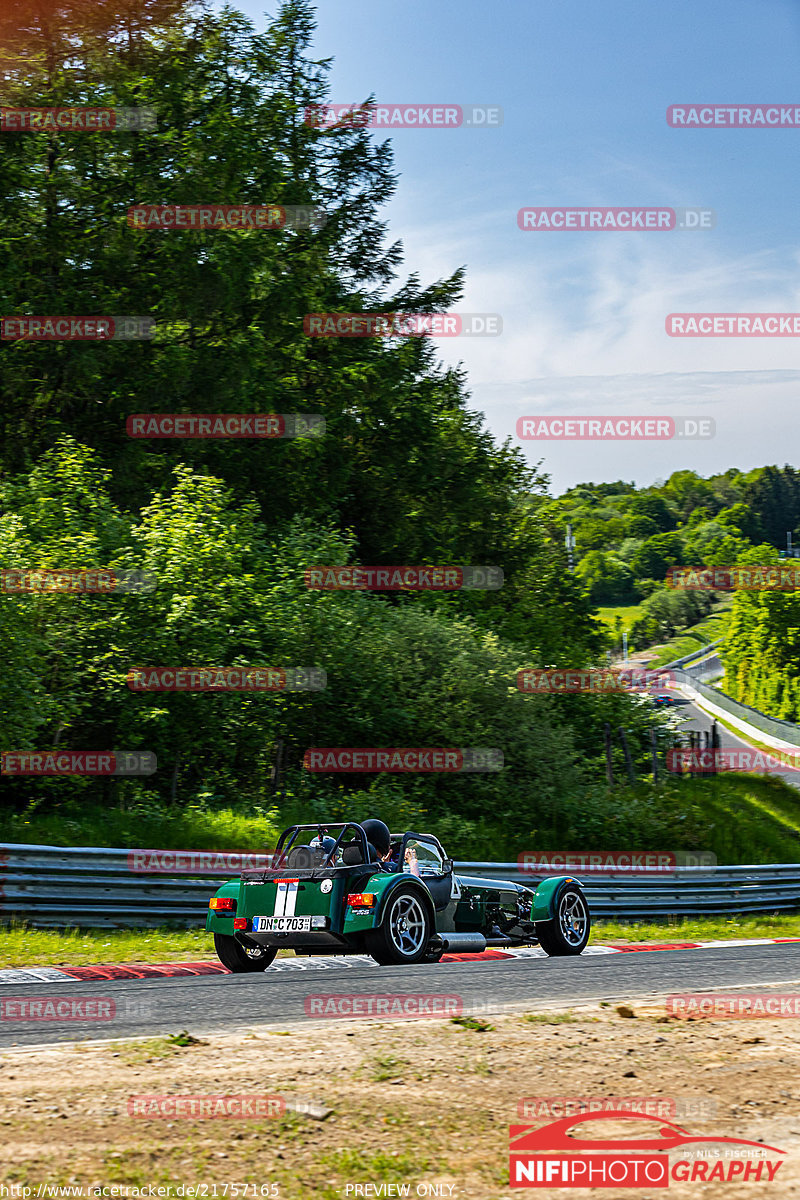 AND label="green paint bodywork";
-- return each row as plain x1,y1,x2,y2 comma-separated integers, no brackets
205,880,240,935
204,826,587,958
531,875,573,923
206,867,576,942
